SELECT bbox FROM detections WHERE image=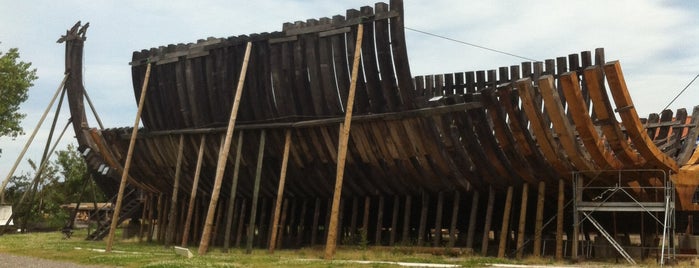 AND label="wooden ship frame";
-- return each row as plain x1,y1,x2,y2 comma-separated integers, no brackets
55,0,699,262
